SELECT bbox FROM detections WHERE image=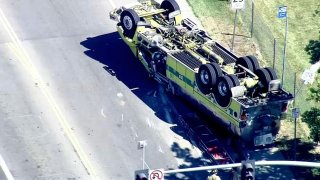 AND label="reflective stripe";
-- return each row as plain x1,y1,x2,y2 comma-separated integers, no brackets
167,66,193,86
